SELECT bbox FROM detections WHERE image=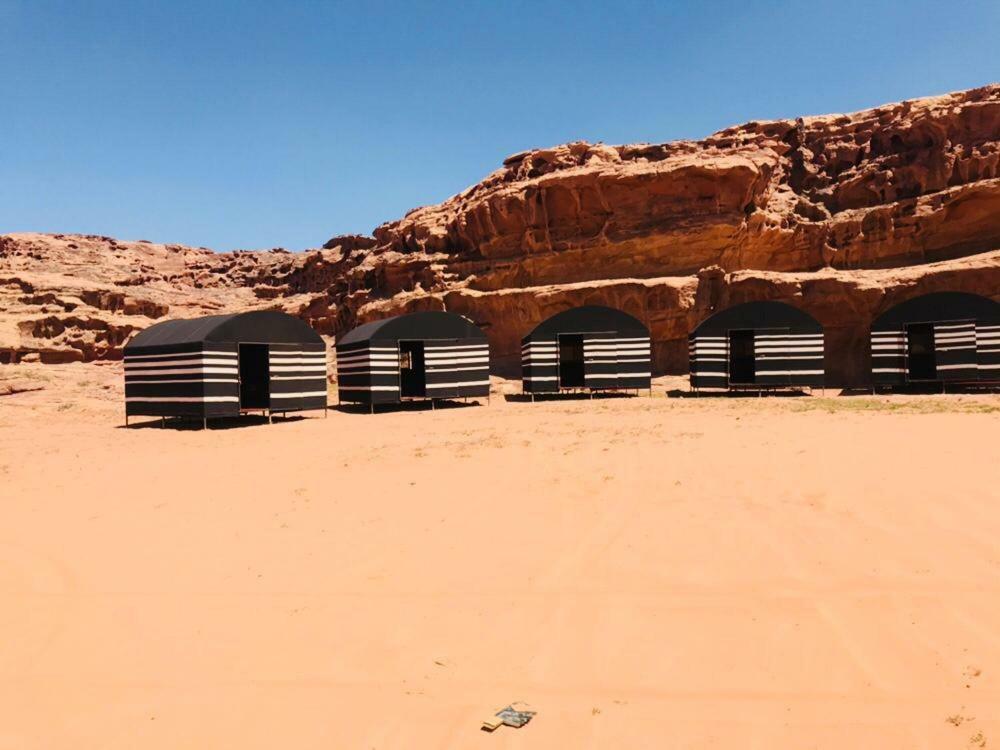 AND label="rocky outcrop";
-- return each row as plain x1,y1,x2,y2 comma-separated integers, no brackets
2,85,999,384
